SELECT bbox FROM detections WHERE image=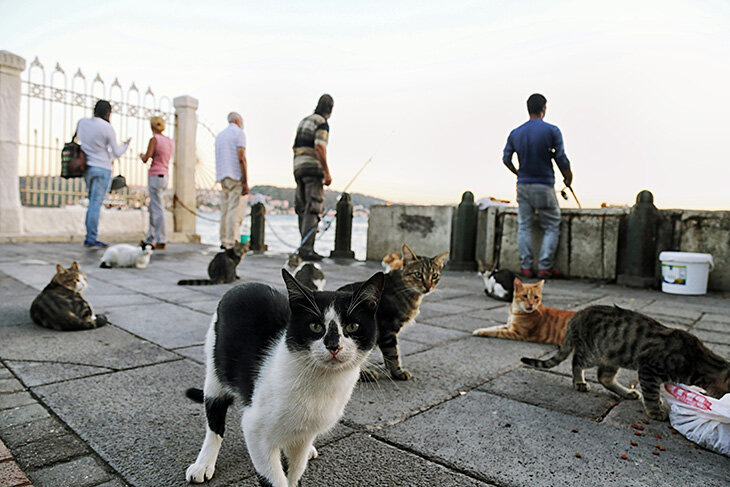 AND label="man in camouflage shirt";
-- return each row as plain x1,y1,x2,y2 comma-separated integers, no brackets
292,94,334,261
